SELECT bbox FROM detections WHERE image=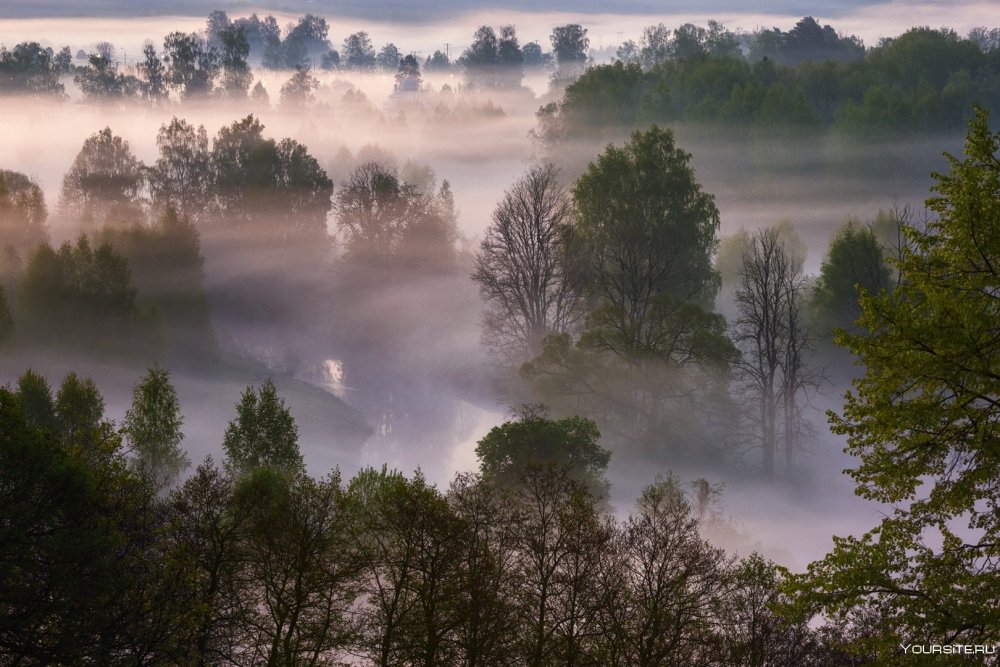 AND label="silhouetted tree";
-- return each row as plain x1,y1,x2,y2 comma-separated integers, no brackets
137,43,168,100
343,32,376,70
163,32,219,98
473,163,582,362
0,169,48,256
60,127,145,228
15,369,57,431
0,42,65,94
150,117,213,220
377,43,401,72
218,24,252,97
